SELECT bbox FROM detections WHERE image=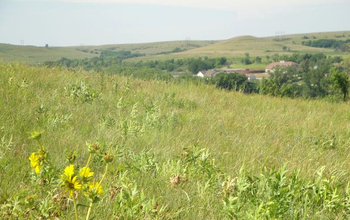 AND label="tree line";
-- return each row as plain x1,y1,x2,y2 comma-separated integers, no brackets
44,51,350,101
